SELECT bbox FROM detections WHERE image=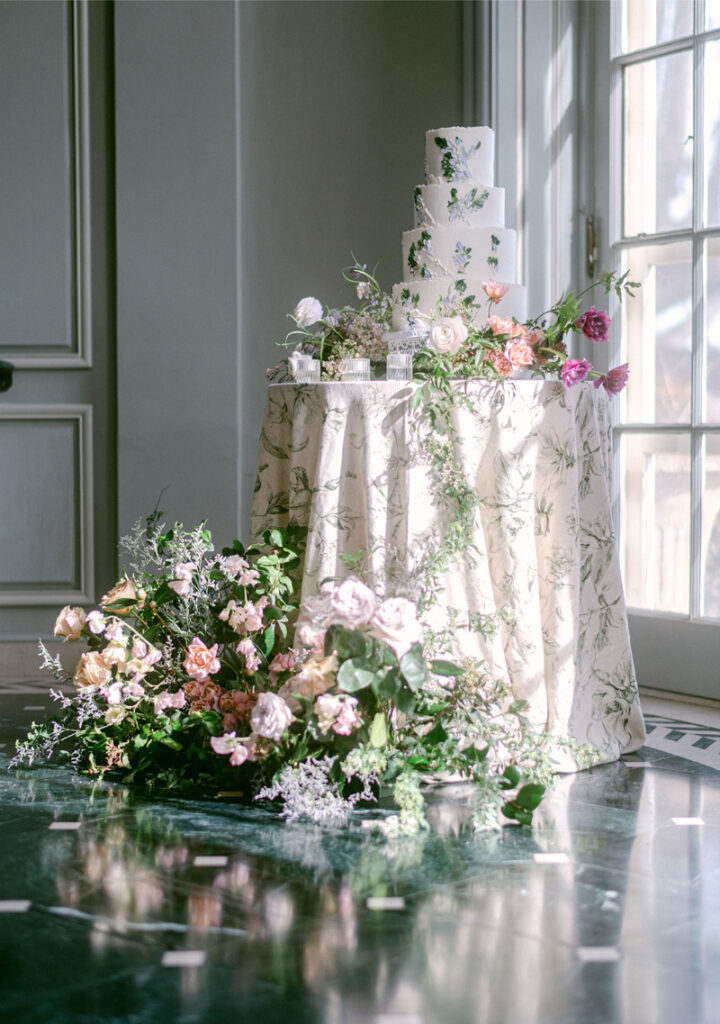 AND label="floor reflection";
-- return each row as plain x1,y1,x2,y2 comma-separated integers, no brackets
1,699,720,1023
